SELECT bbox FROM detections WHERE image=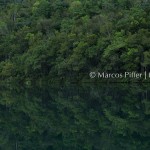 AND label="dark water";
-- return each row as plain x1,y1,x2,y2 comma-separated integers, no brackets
0,84,150,150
